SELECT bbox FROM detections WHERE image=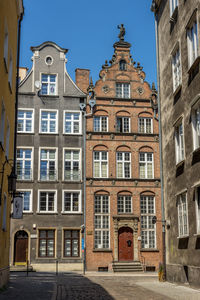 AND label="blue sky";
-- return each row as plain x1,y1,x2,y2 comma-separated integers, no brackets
20,0,156,86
